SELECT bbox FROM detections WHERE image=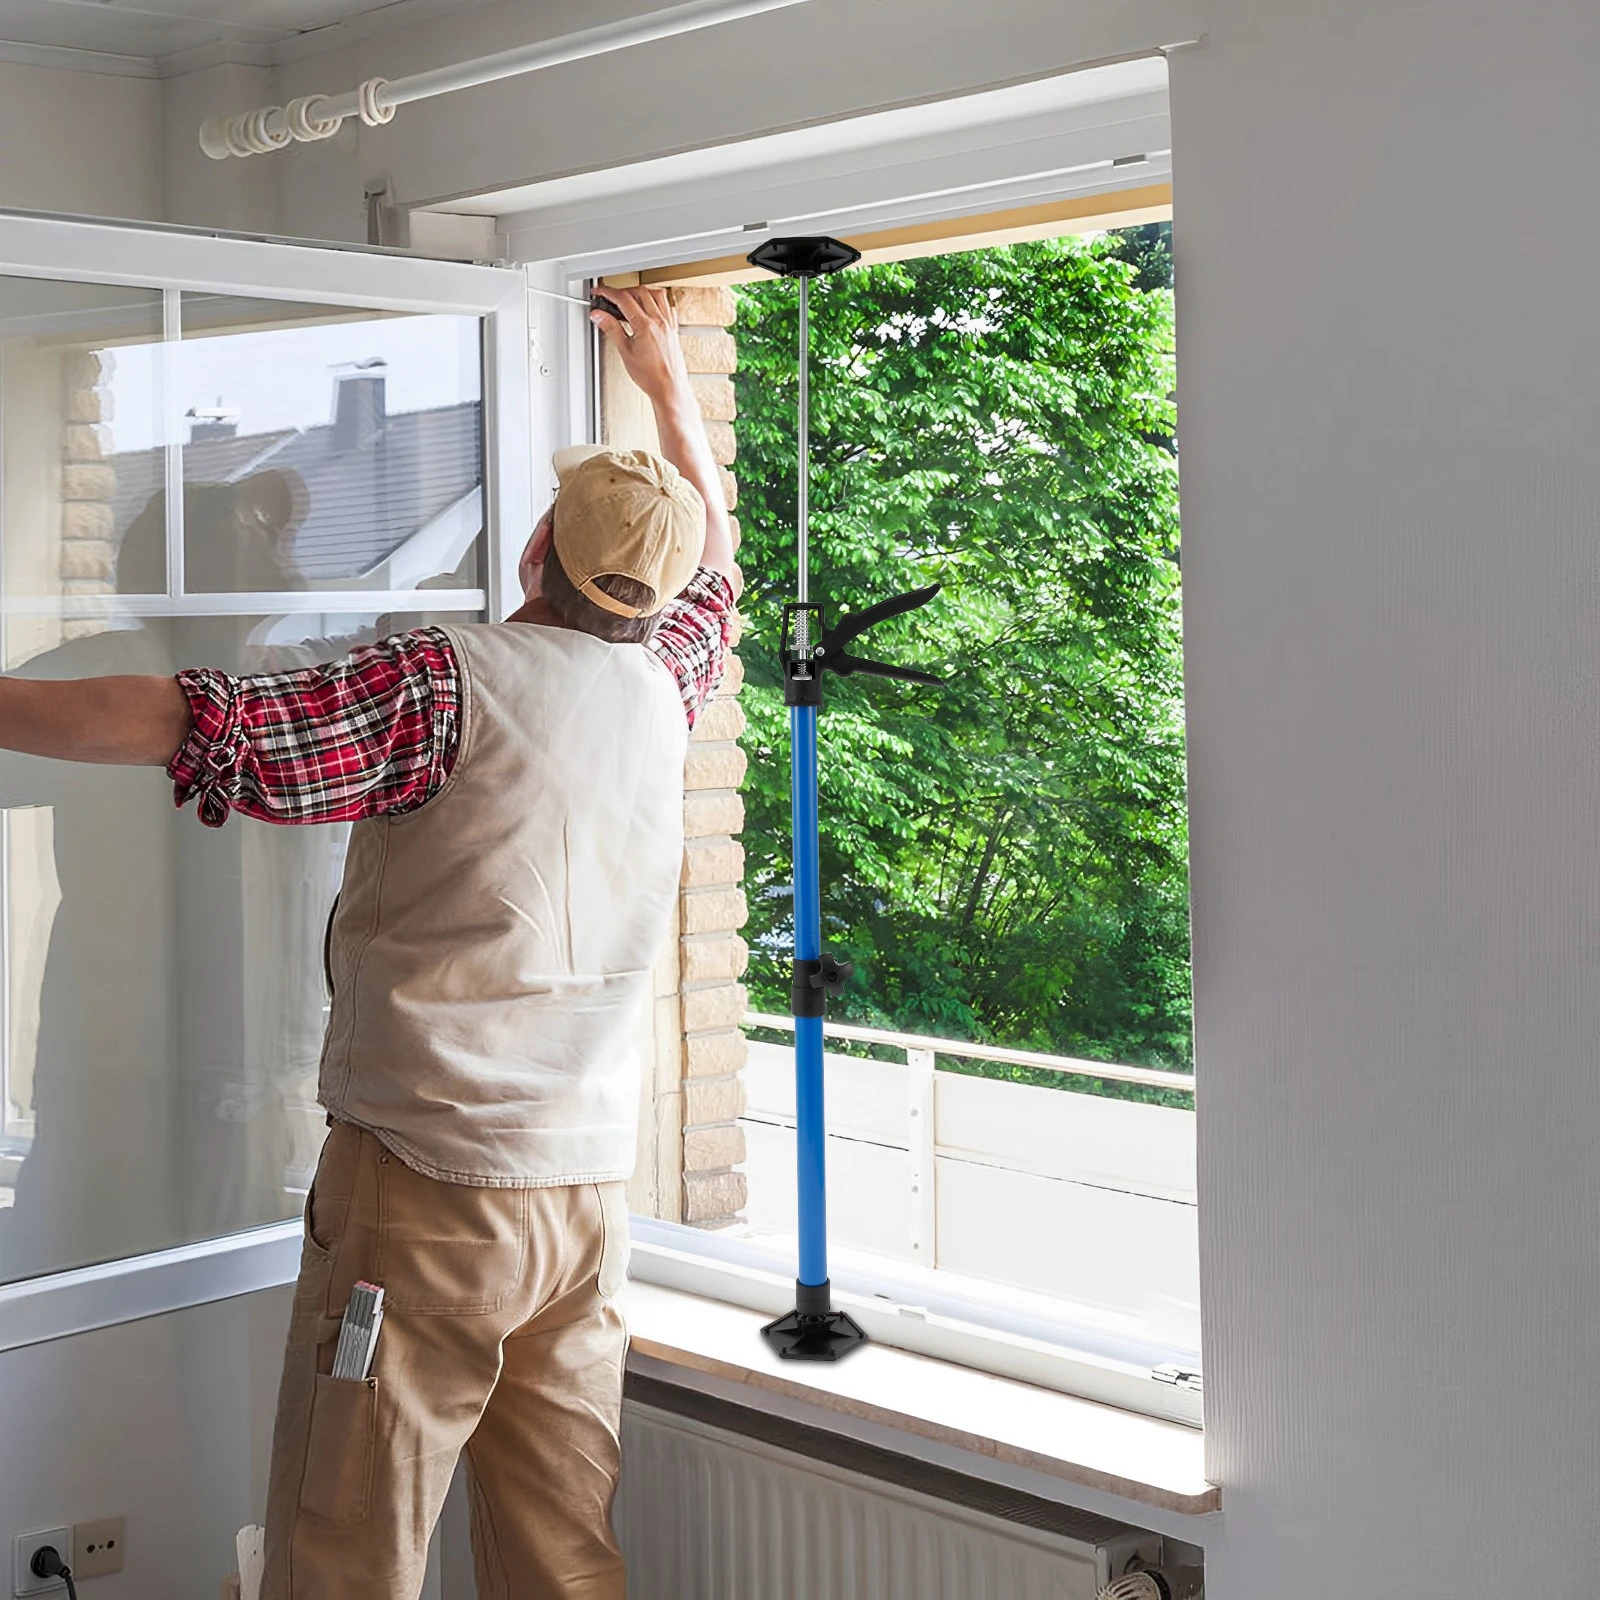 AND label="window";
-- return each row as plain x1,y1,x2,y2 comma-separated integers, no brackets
588,215,1198,1422
0,222,529,1292
729,224,1196,1360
